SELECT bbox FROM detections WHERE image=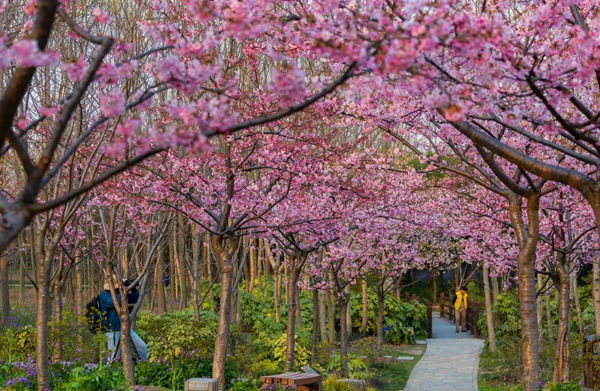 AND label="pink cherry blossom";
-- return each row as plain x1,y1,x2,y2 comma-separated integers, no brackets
99,89,126,118
92,7,111,24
